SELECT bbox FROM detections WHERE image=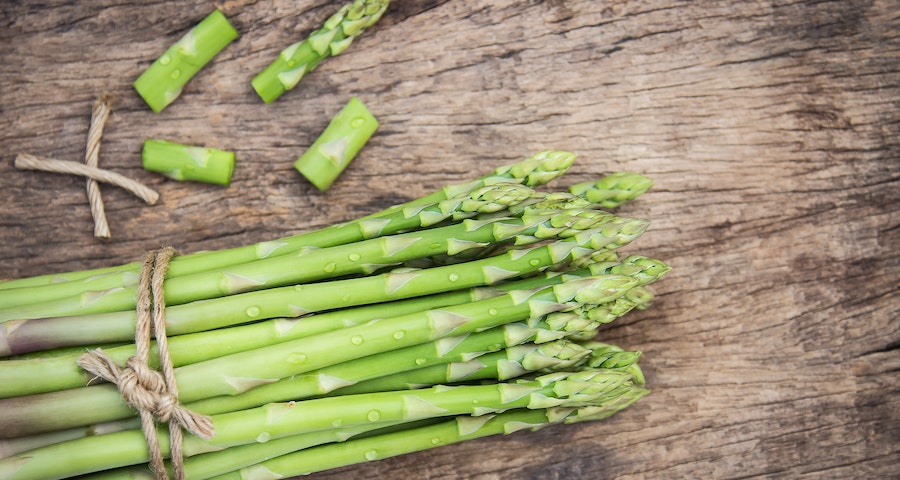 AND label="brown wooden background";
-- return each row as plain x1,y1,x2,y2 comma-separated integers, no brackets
1,1,898,478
